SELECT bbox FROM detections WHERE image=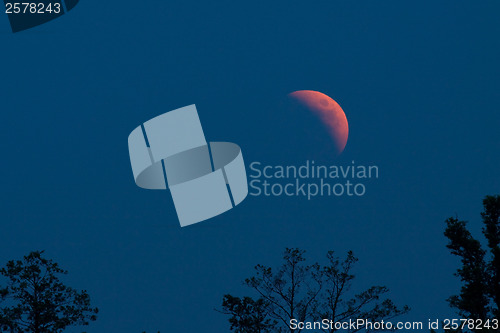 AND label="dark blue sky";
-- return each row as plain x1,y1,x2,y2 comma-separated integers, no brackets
1,1,500,332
